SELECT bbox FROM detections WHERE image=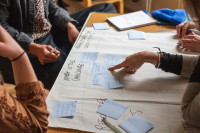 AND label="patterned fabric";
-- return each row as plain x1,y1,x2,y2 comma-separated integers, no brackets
0,81,49,133
32,0,51,39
